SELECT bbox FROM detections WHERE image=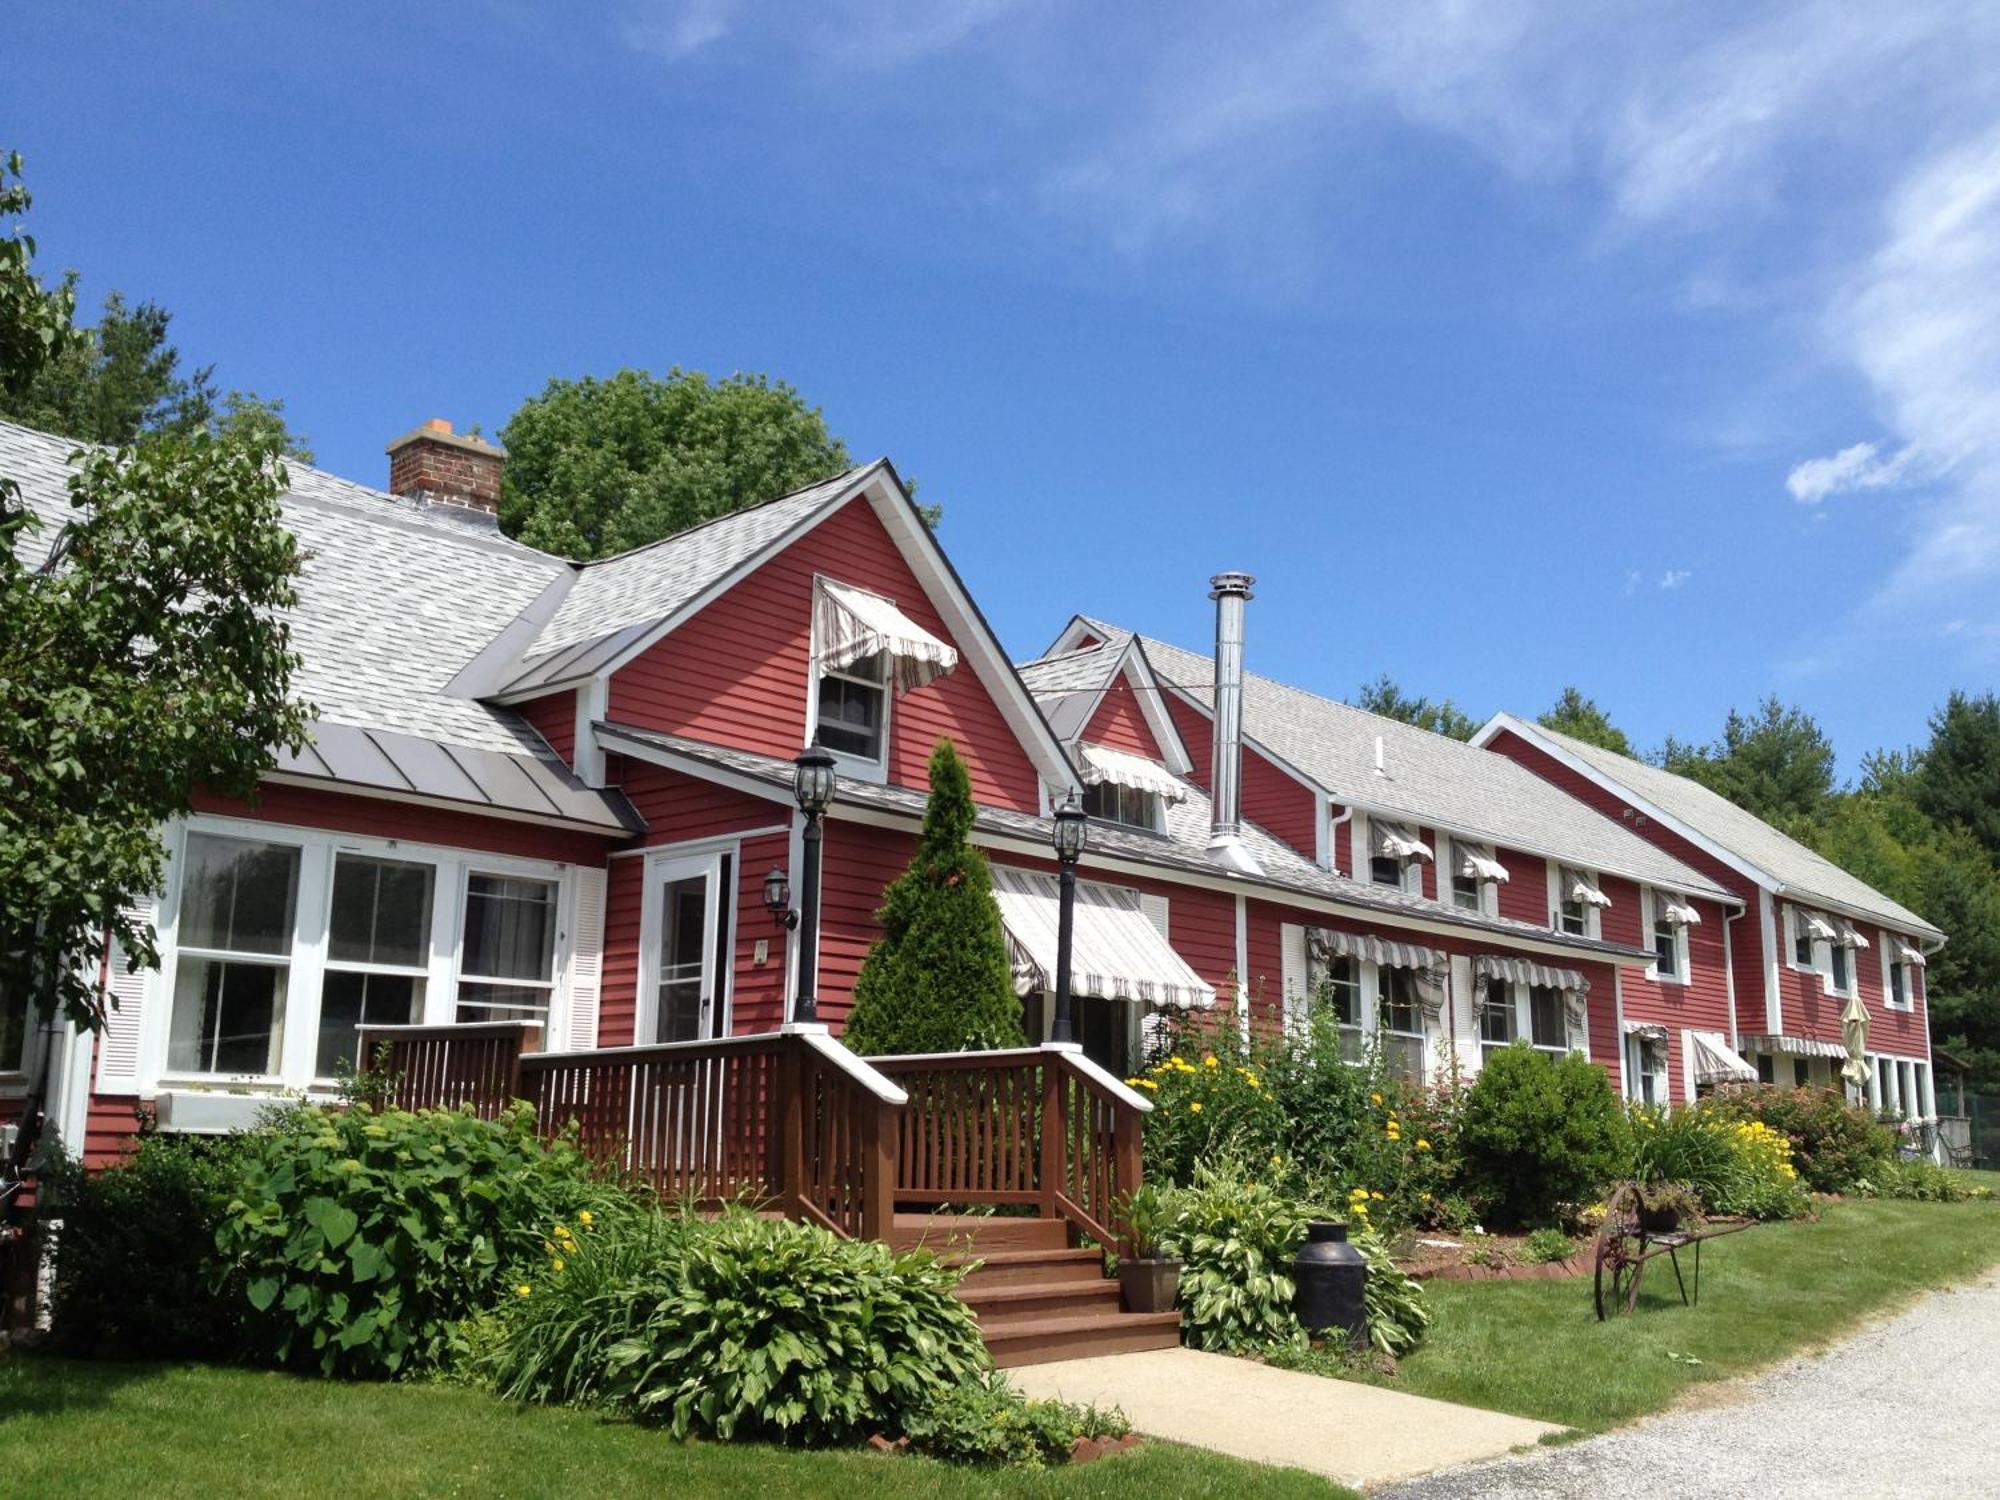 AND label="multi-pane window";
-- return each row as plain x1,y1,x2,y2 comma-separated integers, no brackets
1370,853,1404,888
815,650,887,762
1559,895,1589,936
1830,942,1851,994
1757,1053,1776,1085
1652,901,1681,980
1793,1057,1810,1088
1793,914,1816,969
0,979,26,1074
167,833,302,1076
1451,859,1481,912
1312,954,1363,1060
457,874,558,1025
1528,984,1567,1055
317,854,434,1076
1889,954,1908,1008
1378,966,1425,1081
1082,780,1160,831
1478,977,1513,1061
1627,1034,1667,1107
